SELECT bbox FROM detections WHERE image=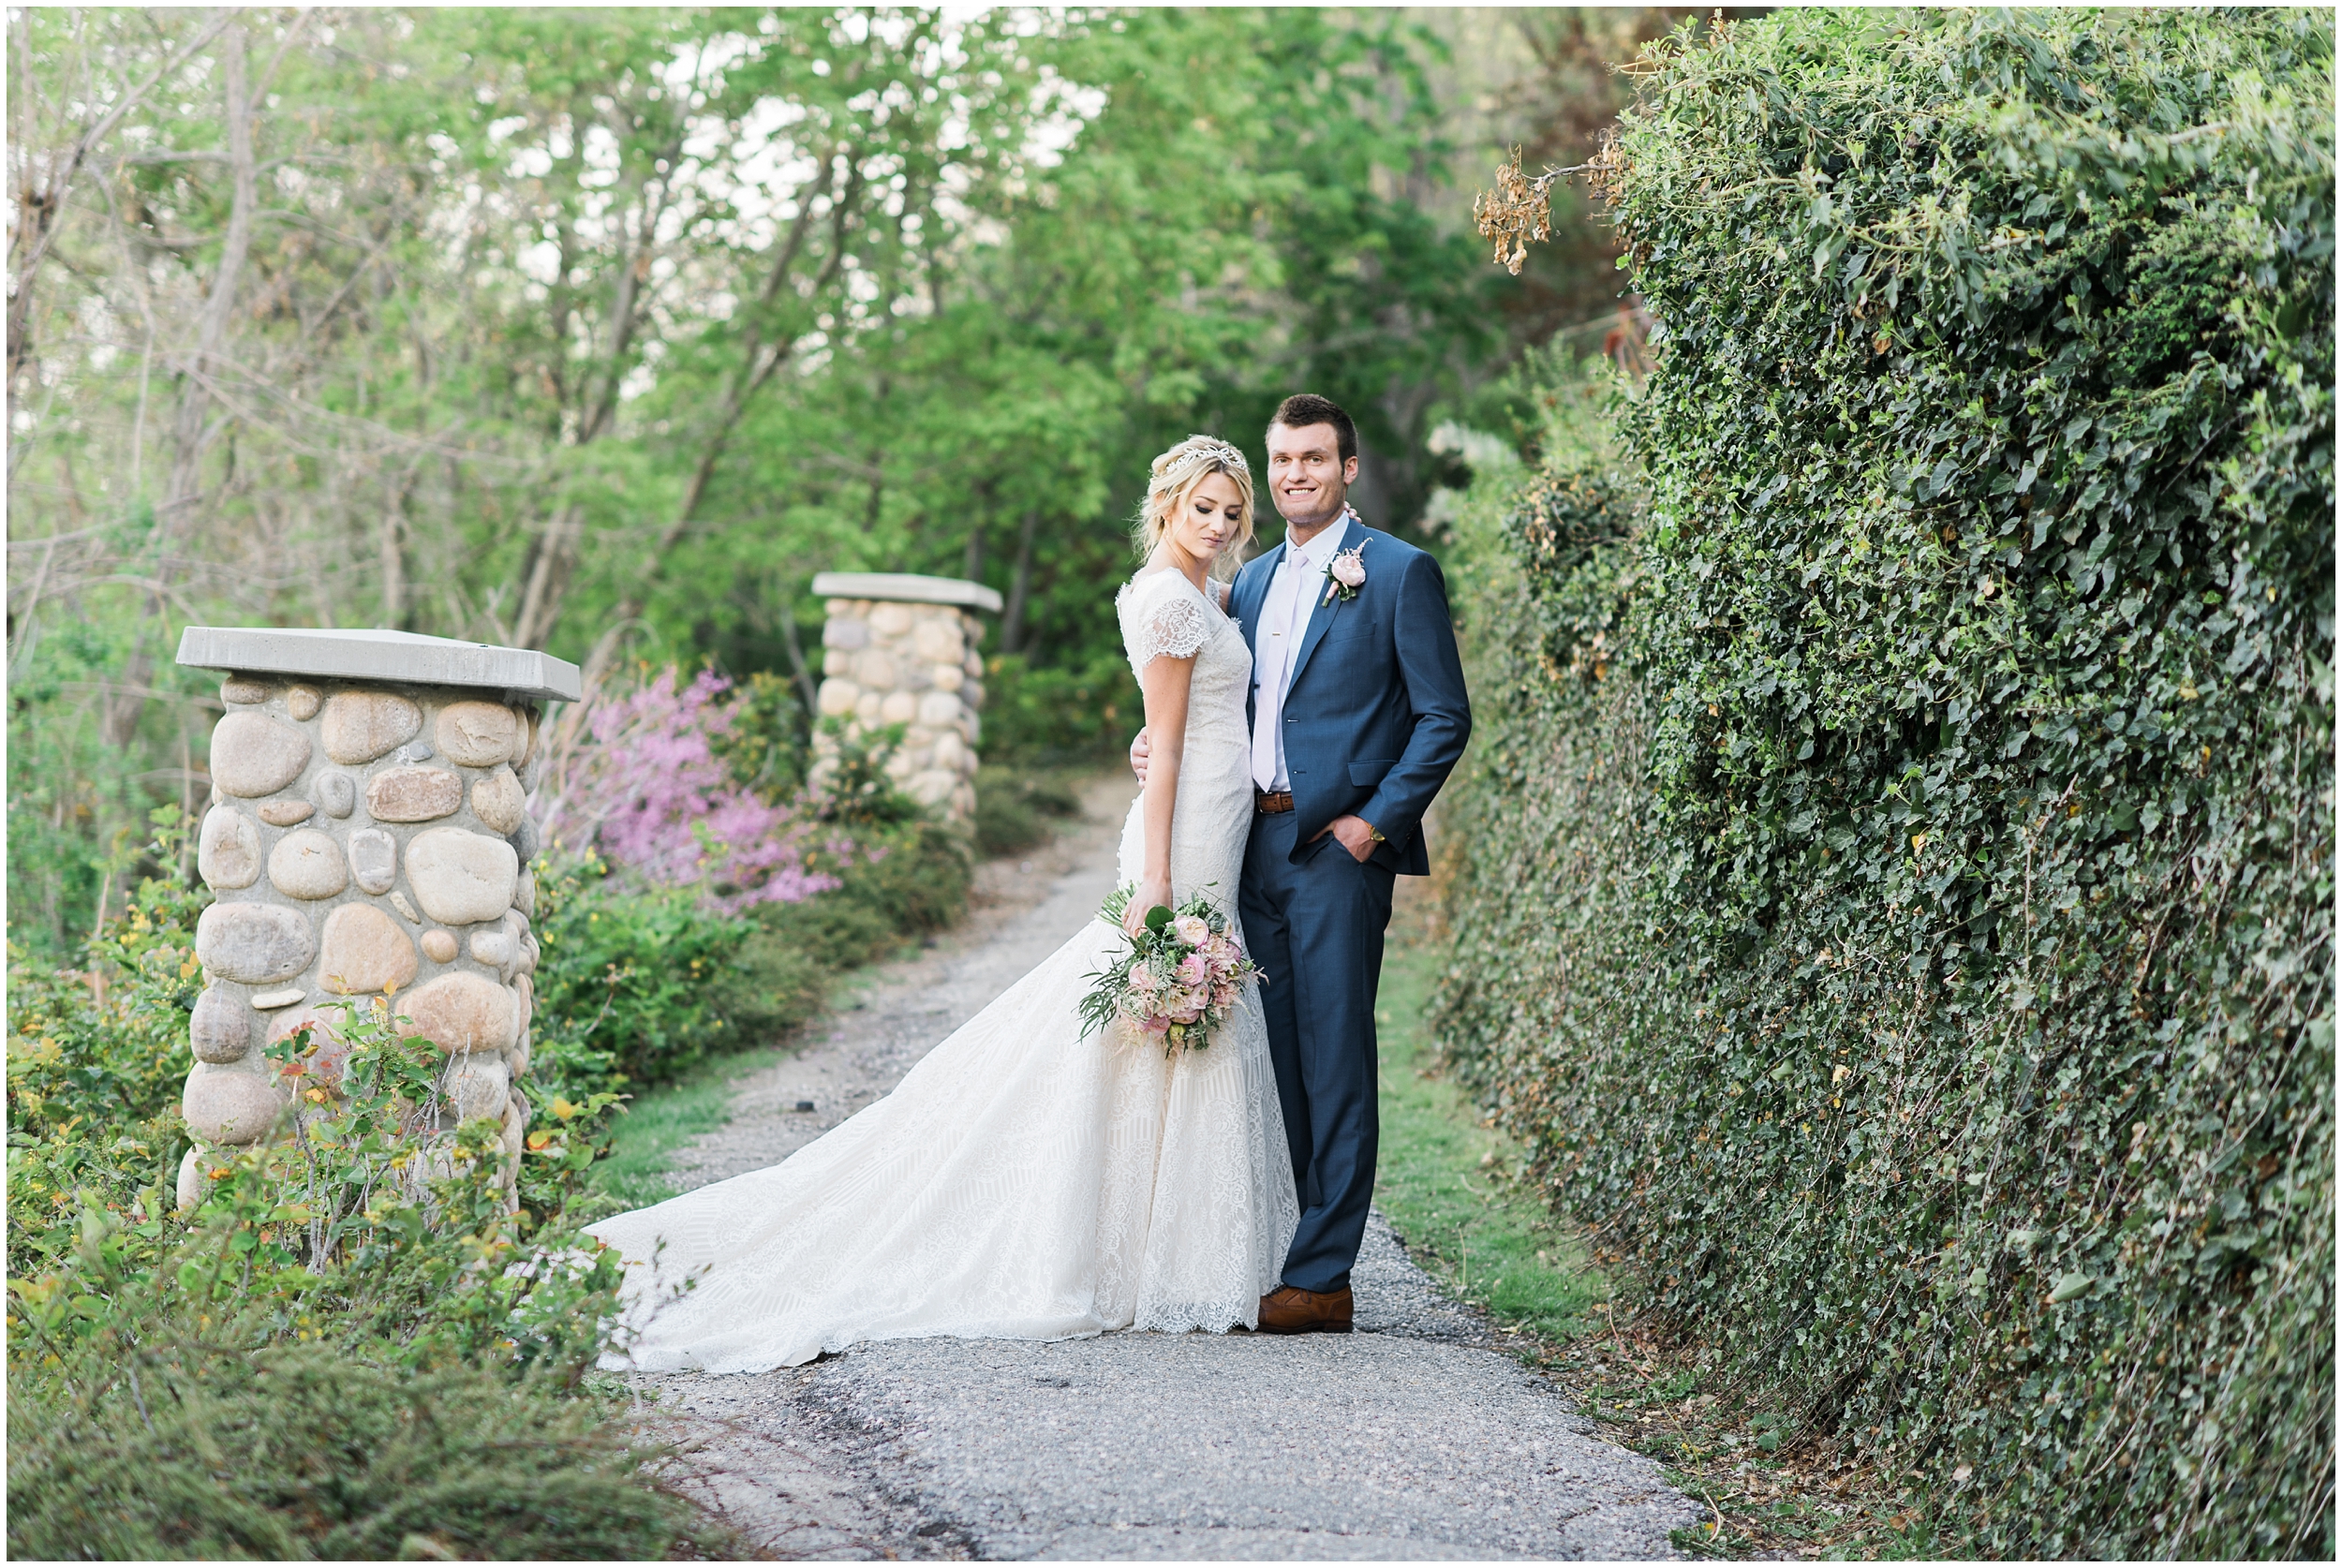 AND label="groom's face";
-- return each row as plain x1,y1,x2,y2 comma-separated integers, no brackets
1266,422,1358,531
